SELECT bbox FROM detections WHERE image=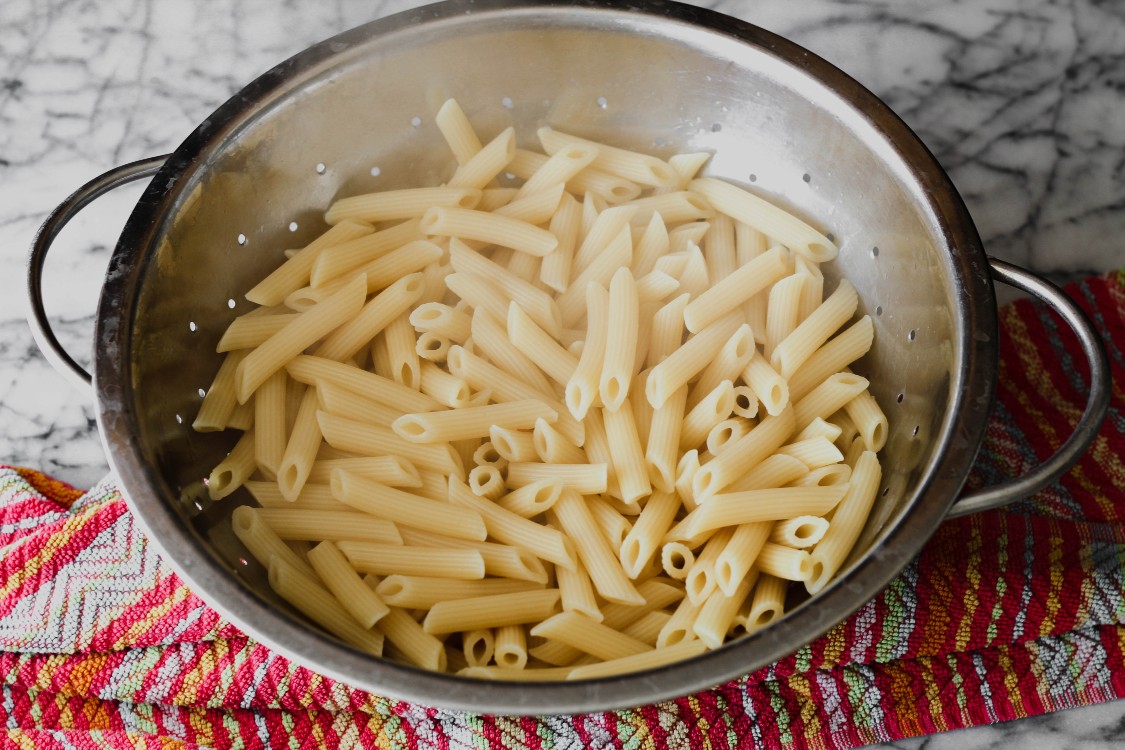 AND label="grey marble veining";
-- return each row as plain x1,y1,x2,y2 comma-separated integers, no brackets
1,0,1123,745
